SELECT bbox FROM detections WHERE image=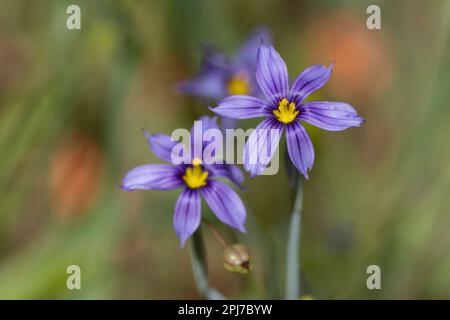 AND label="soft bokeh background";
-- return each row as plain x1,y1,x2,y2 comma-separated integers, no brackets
0,0,449,299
